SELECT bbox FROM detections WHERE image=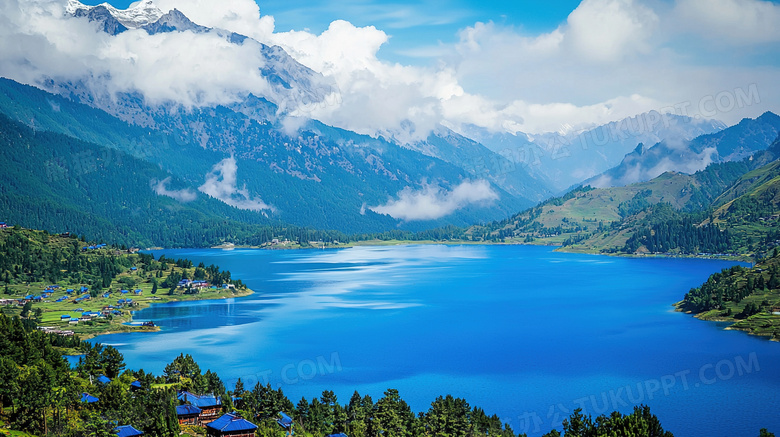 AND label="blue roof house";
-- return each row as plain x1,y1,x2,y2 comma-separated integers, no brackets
80,392,99,404
179,391,222,424
96,375,111,385
277,411,293,431
176,404,202,425
114,425,144,437
206,412,257,437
